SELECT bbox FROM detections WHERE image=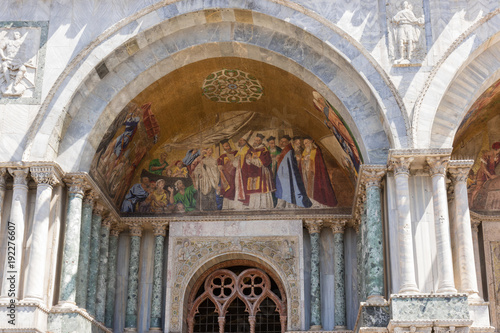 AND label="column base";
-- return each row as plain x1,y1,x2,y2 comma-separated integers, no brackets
436,286,458,293
398,284,420,294
147,328,163,333
48,308,111,333
53,300,78,309
21,296,44,305
468,301,493,328
334,325,348,330
124,328,138,333
310,324,323,331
